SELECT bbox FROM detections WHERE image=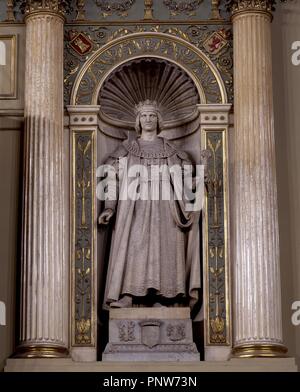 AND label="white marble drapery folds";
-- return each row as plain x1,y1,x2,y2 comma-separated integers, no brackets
102,137,201,310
